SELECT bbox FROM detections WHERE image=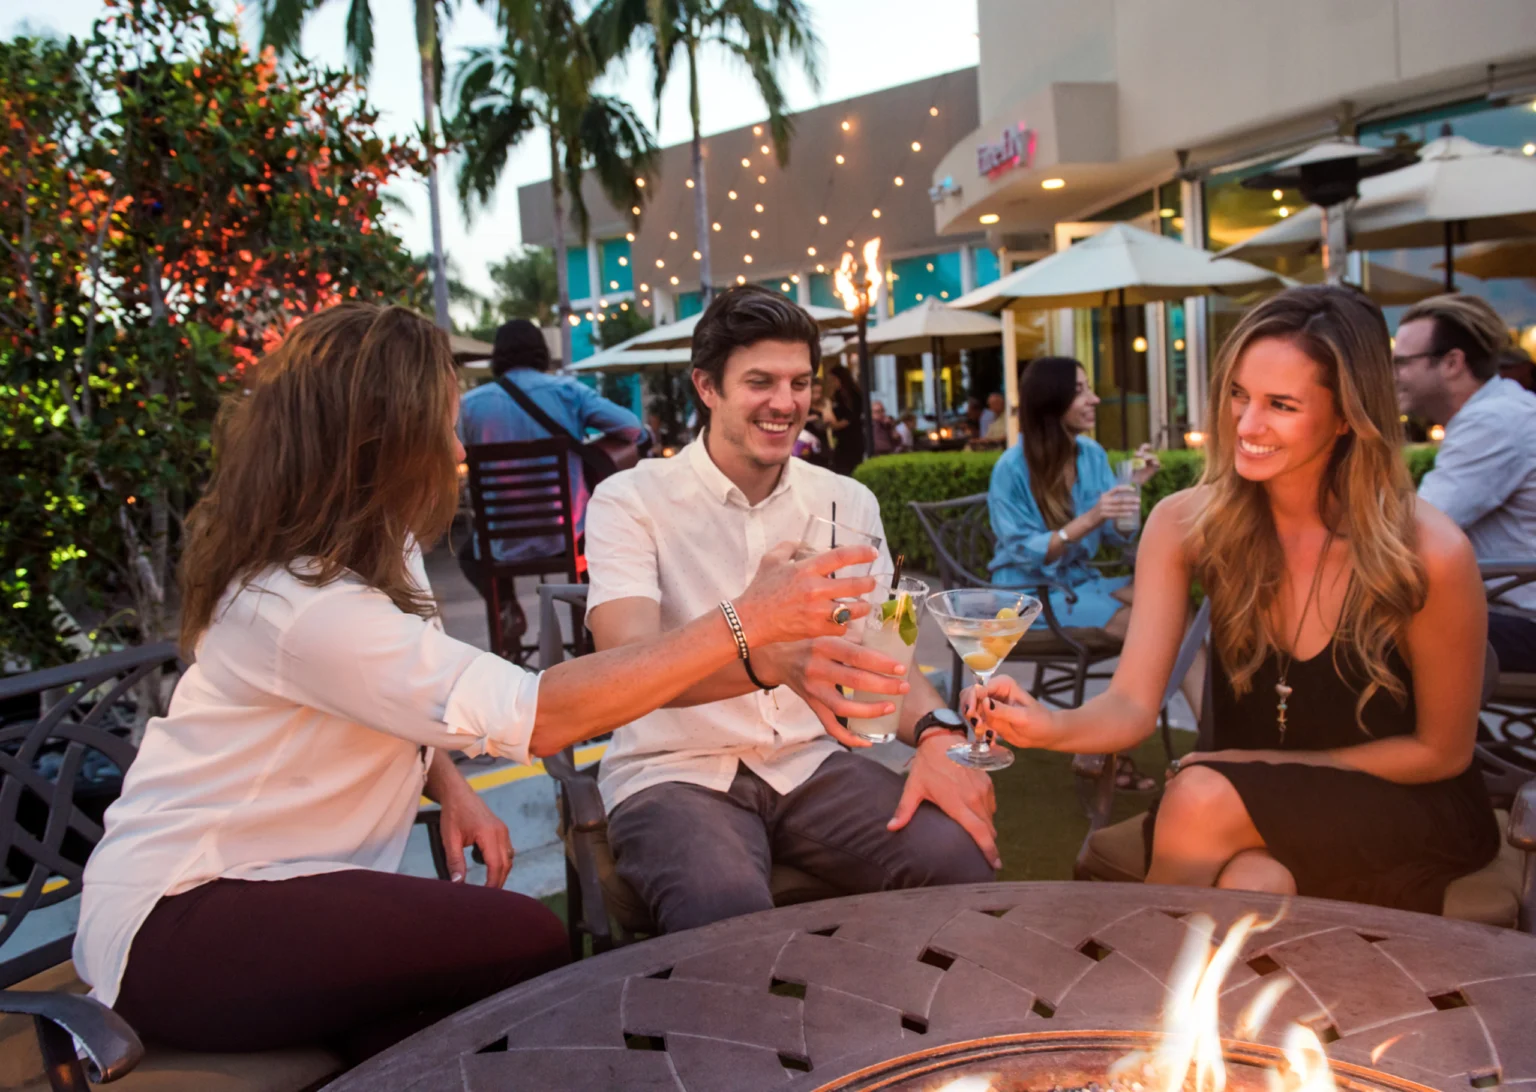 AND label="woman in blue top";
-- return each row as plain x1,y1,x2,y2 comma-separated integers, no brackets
988,356,1156,632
